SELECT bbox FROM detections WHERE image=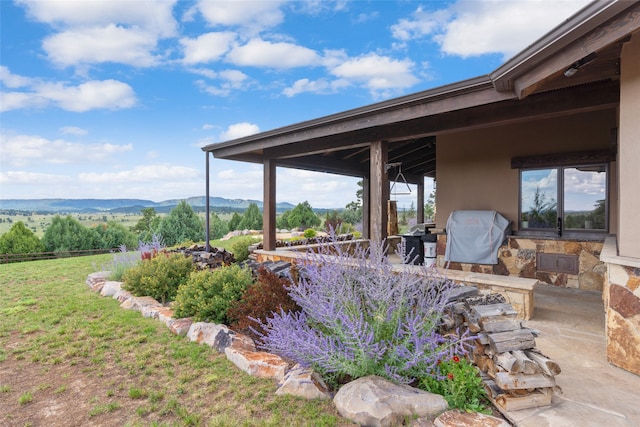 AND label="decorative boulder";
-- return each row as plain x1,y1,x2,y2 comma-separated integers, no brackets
333,376,448,427
100,281,122,297
275,364,331,400
224,347,288,380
